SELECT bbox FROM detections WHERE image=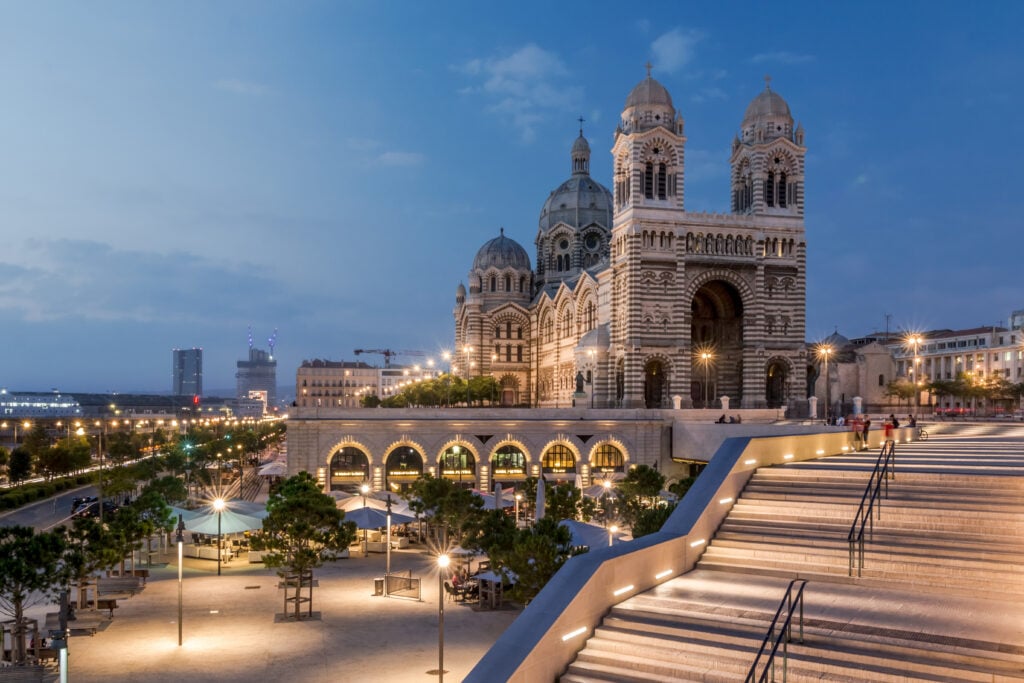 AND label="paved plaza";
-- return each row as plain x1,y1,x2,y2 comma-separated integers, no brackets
28,547,518,682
